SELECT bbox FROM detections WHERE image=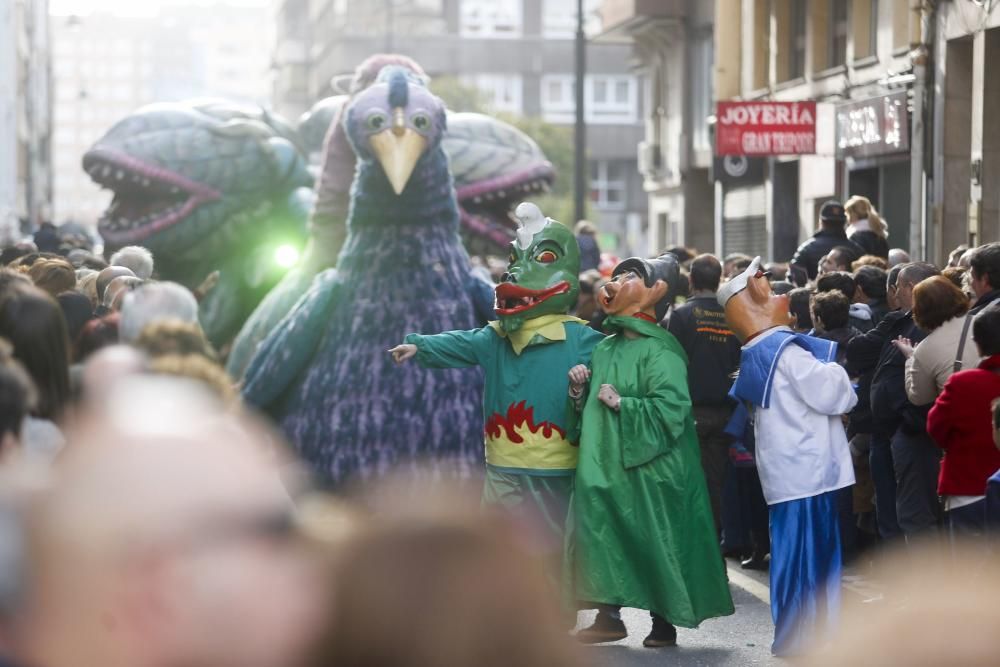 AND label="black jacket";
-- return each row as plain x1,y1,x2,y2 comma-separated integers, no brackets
868,298,890,327
847,311,927,440
789,228,864,282
971,289,1000,315
849,230,889,259
667,295,741,406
